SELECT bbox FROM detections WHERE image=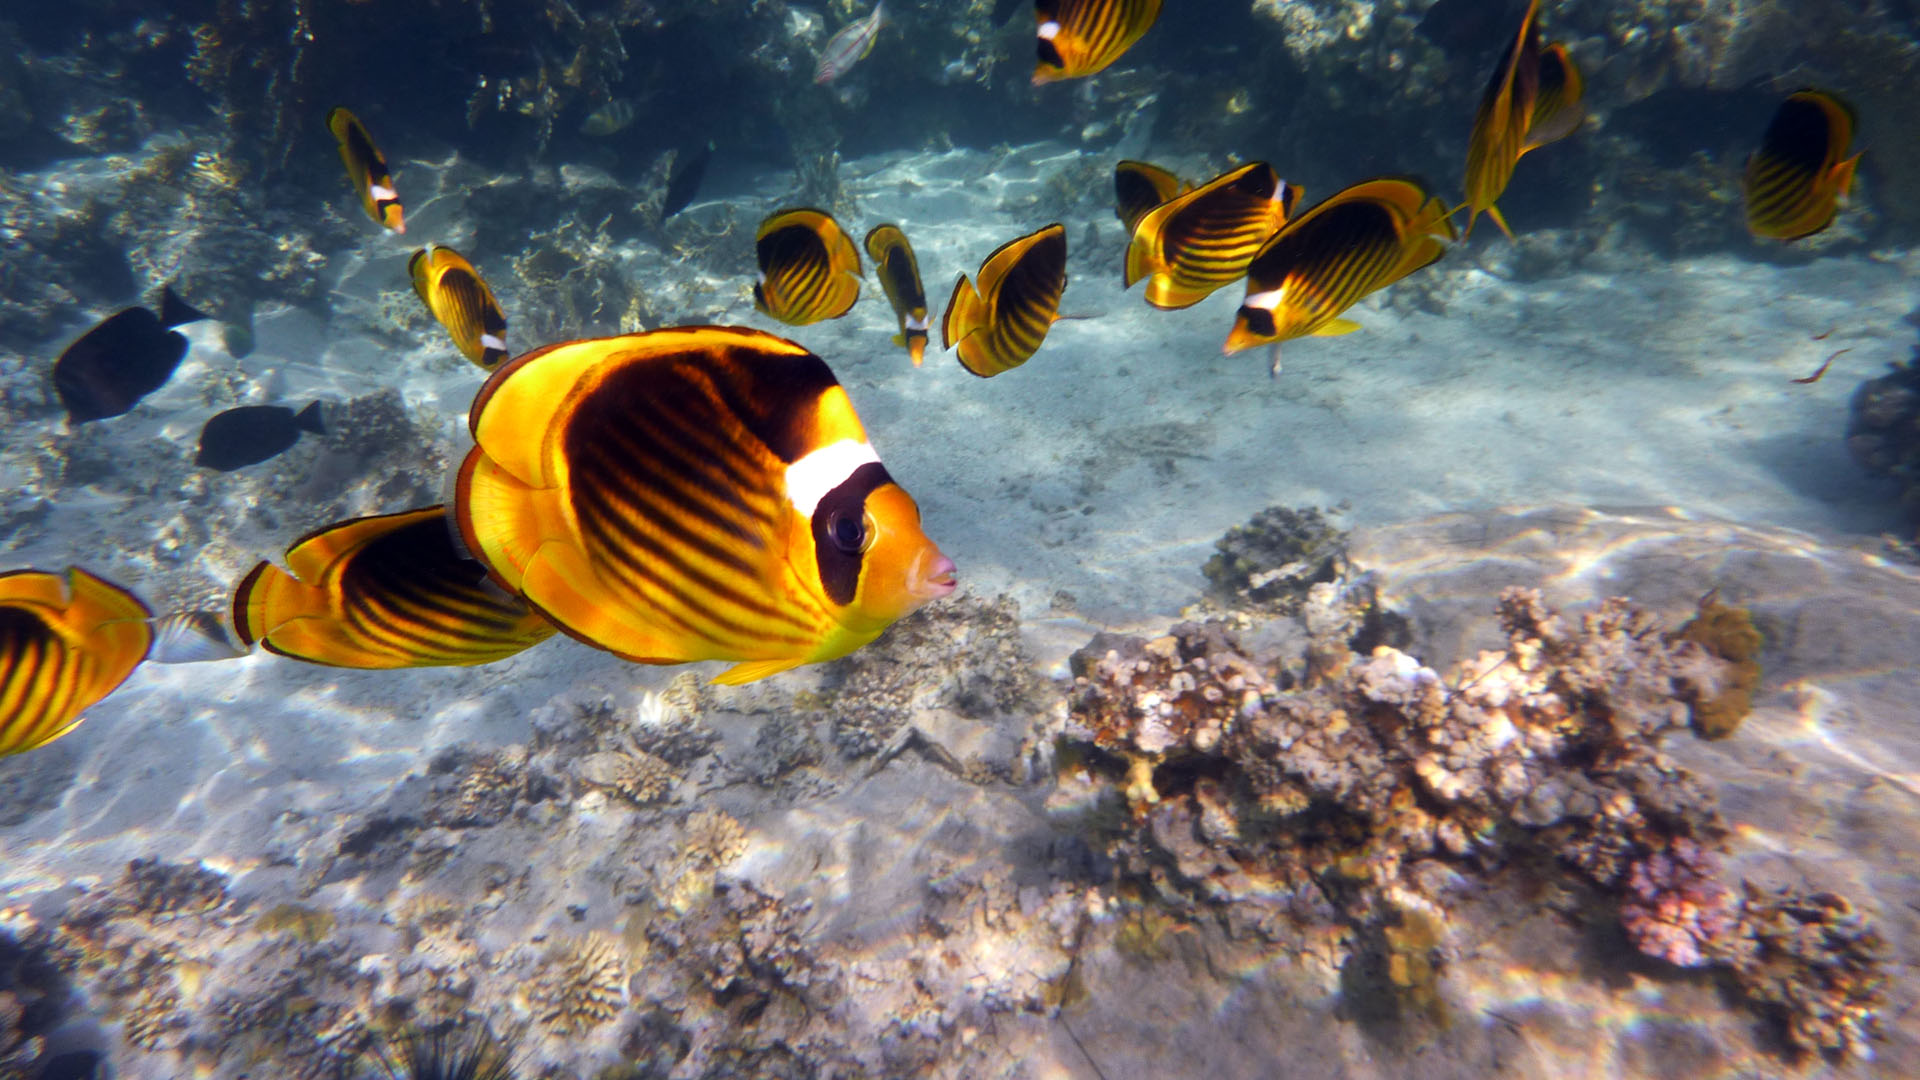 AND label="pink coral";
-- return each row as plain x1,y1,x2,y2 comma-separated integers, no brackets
1620,837,1744,967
